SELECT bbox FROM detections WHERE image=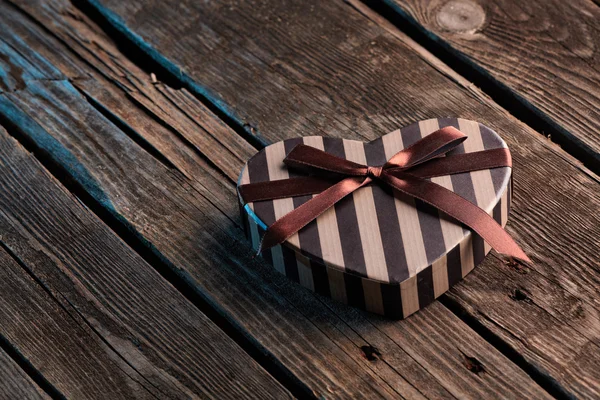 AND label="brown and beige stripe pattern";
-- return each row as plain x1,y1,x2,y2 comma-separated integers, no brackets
238,118,512,318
